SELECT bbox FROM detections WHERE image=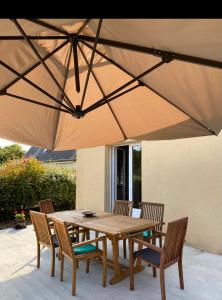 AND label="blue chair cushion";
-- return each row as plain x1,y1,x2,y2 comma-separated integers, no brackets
134,248,161,265
73,244,97,254
52,235,76,248
143,230,152,238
